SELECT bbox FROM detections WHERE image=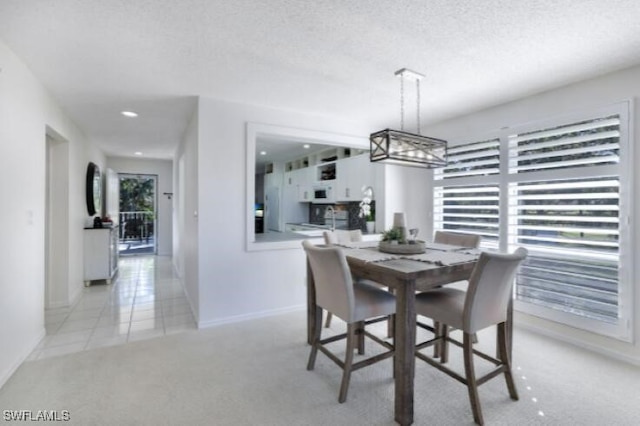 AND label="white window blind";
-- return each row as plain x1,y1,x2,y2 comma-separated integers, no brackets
508,116,620,174
508,114,625,333
433,104,631,340
437,139,500,180
434,185,500,249
434,139,500,249
510,177,620,324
